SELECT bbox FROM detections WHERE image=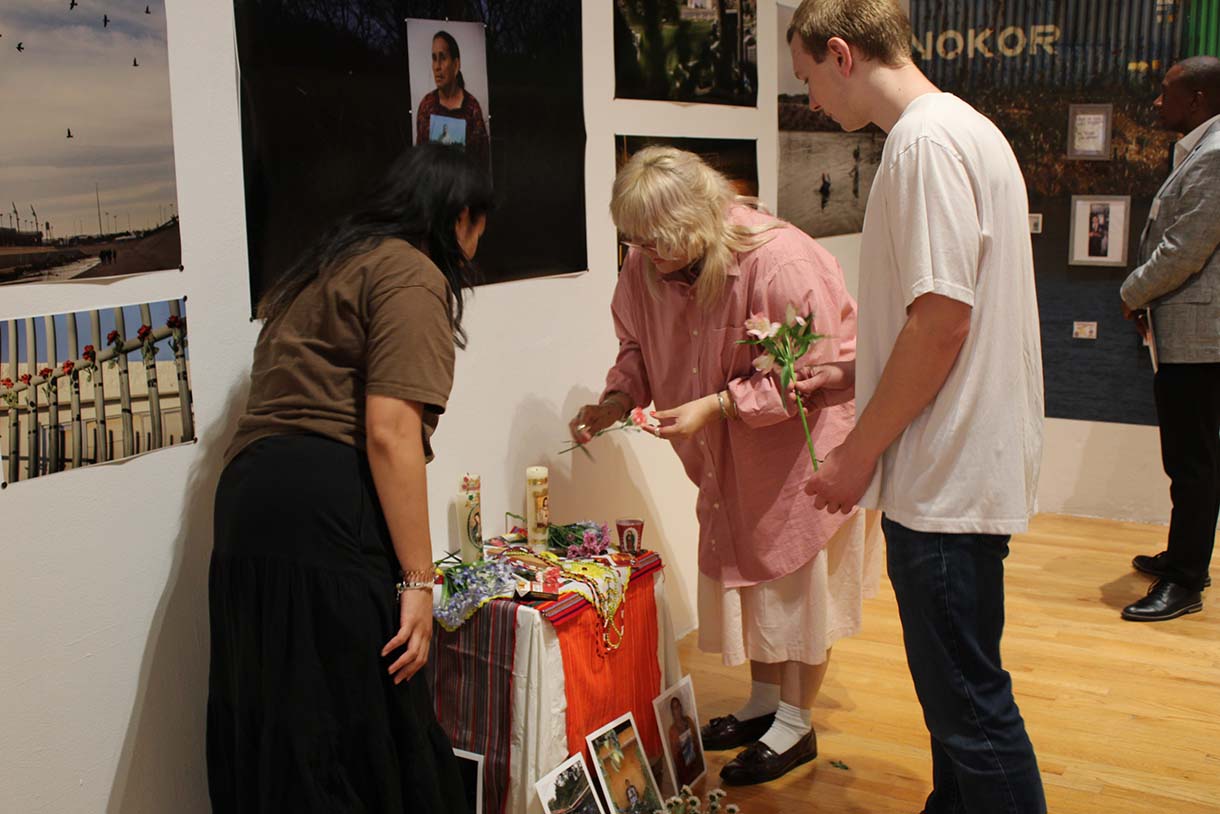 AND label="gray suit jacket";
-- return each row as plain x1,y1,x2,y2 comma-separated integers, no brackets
1121,118,1220,364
